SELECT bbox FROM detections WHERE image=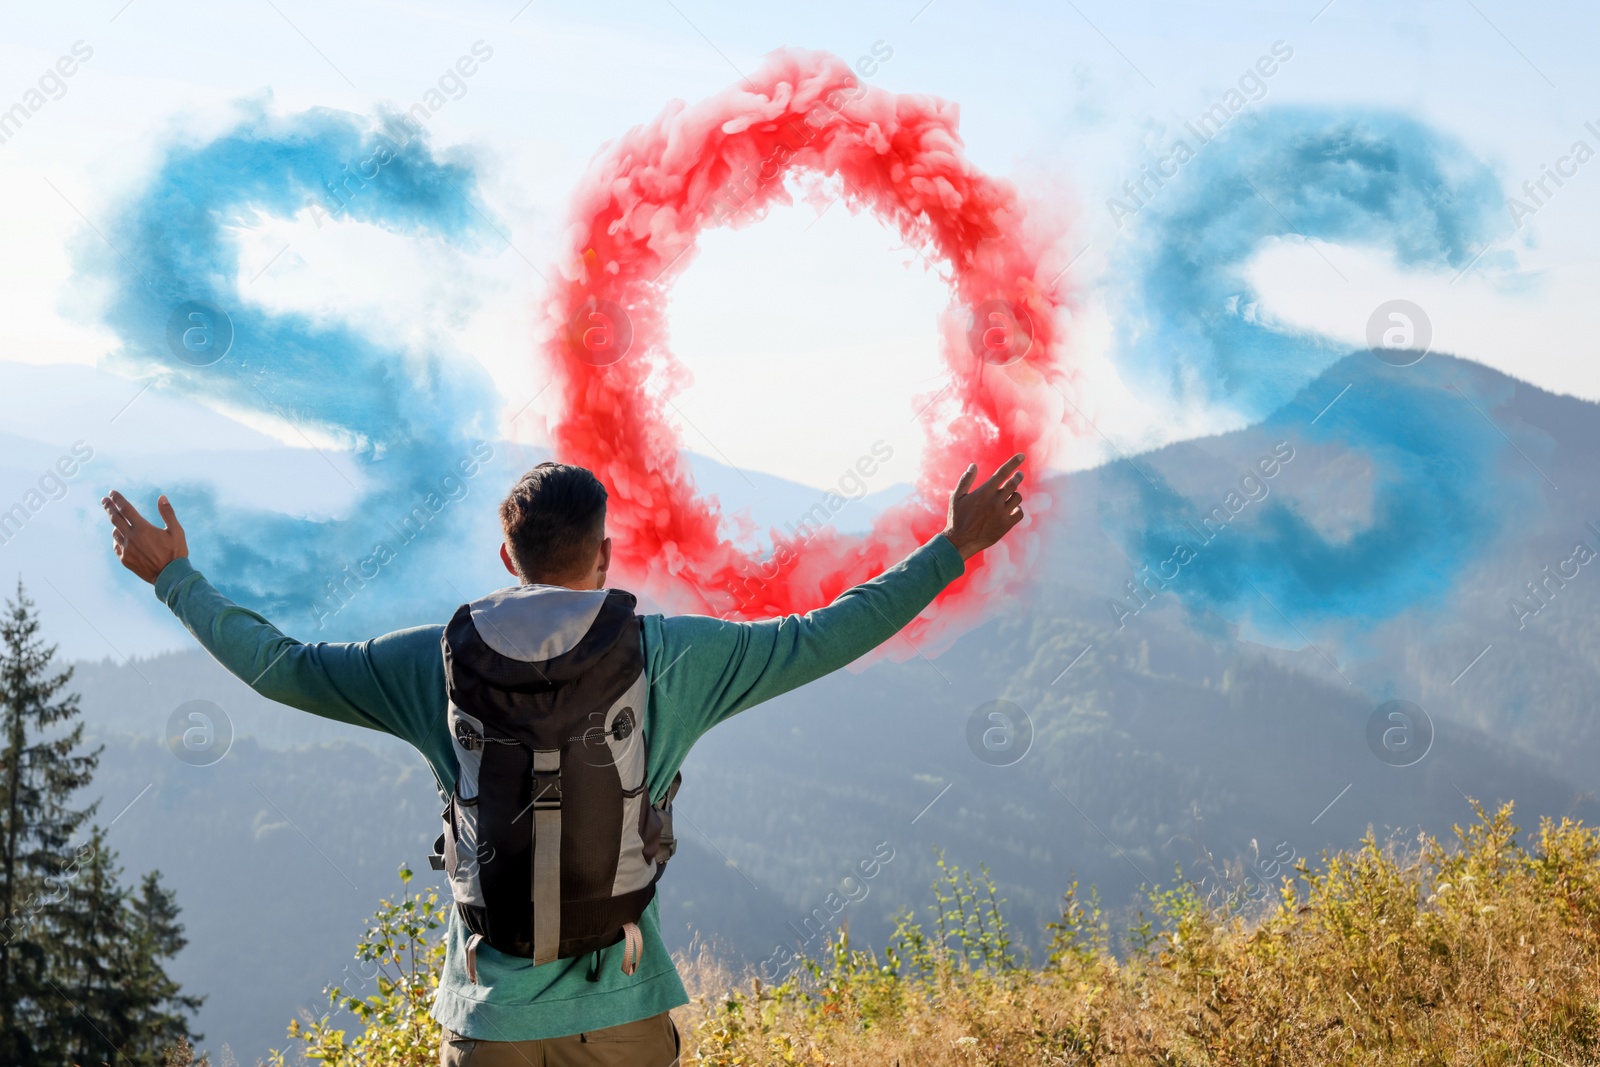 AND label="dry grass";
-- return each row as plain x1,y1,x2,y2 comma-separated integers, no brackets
672,804,1600,1066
